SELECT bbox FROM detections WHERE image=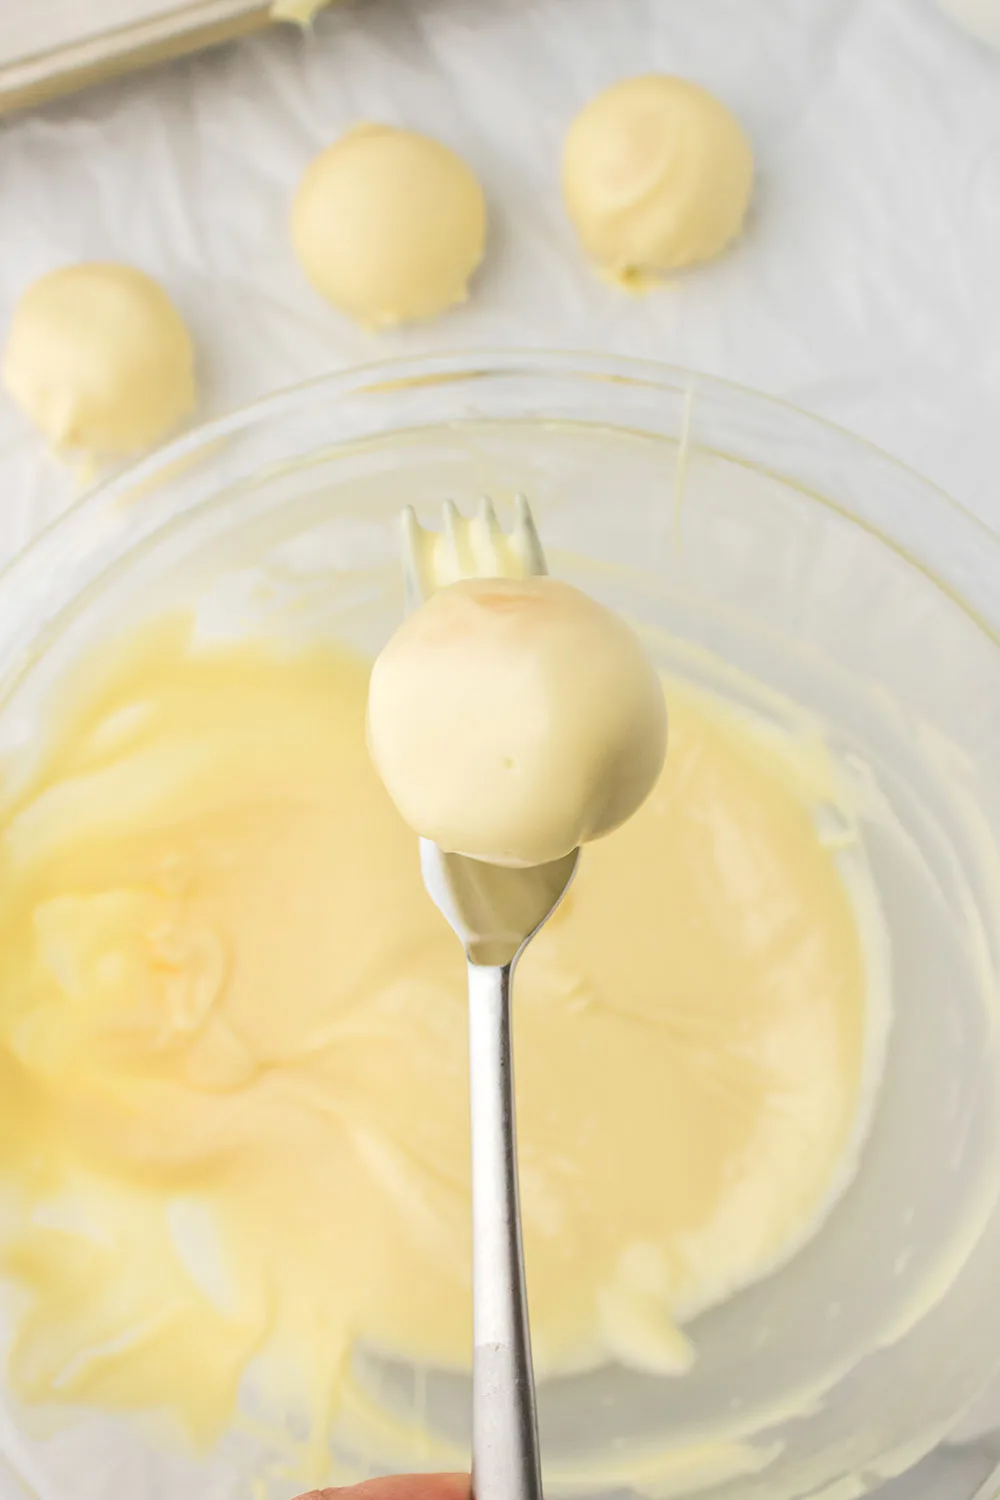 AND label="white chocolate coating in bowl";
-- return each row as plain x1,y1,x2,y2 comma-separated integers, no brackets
366,576,668,866
0,618,873,1479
